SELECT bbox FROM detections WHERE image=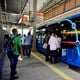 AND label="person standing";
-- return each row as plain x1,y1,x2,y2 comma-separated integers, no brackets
22,34,26,56
56,35,61,61
3,34,10,54
24,32,32,57
48,33,58,64
8,28,23,80
43,33,50,61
